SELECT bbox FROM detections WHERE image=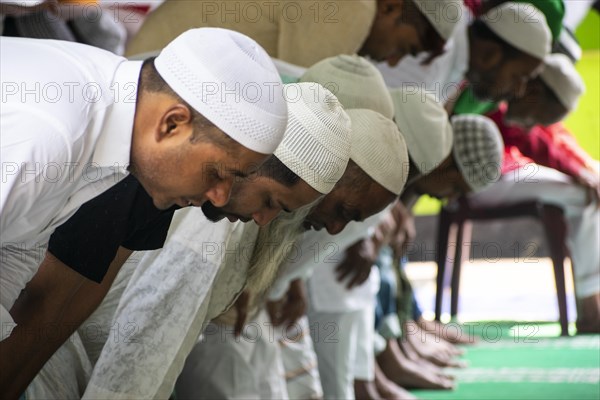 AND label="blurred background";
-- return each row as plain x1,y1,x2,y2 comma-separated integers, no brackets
408,7,599,328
